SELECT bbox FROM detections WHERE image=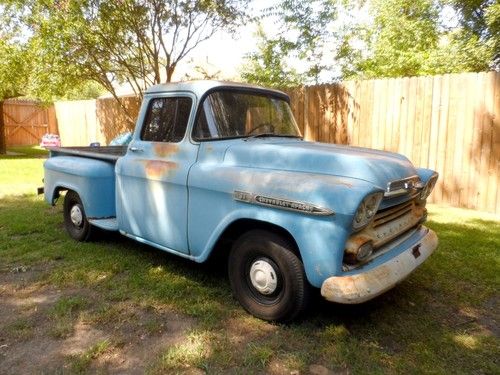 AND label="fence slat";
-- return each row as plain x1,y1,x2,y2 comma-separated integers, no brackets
484,72,497,212
494,73,500,214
